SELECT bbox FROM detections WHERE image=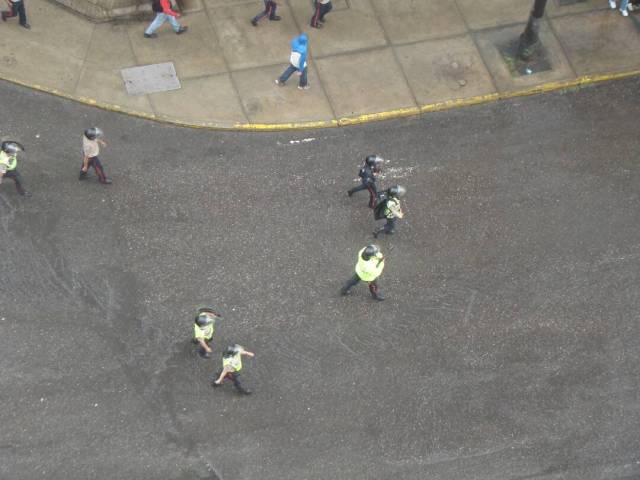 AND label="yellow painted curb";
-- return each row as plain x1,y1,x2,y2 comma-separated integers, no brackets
1,69,639,131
